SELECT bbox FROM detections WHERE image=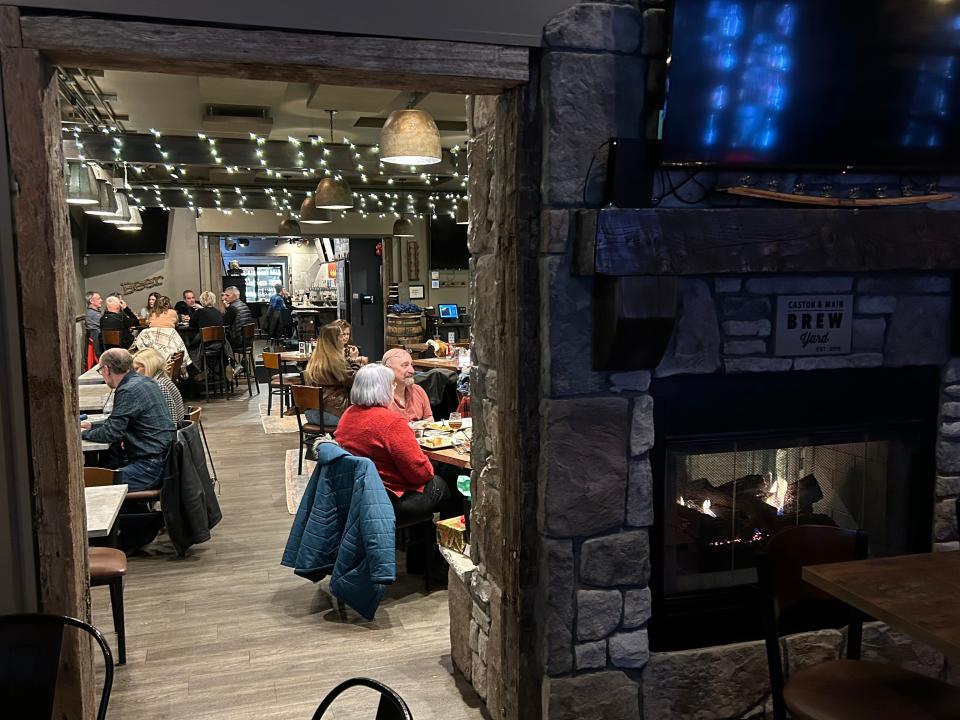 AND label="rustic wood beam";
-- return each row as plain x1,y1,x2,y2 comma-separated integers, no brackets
21,15,529,94
575,207,960,276
0,7,93,716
